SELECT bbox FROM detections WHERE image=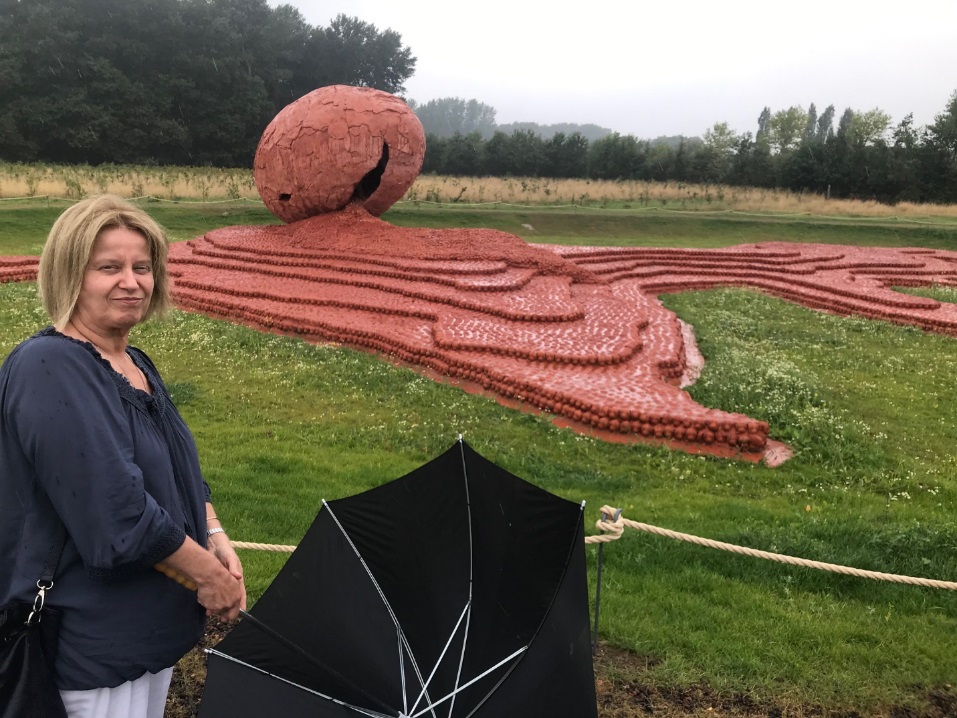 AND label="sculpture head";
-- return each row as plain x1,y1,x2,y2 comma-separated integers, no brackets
254,85,426,223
